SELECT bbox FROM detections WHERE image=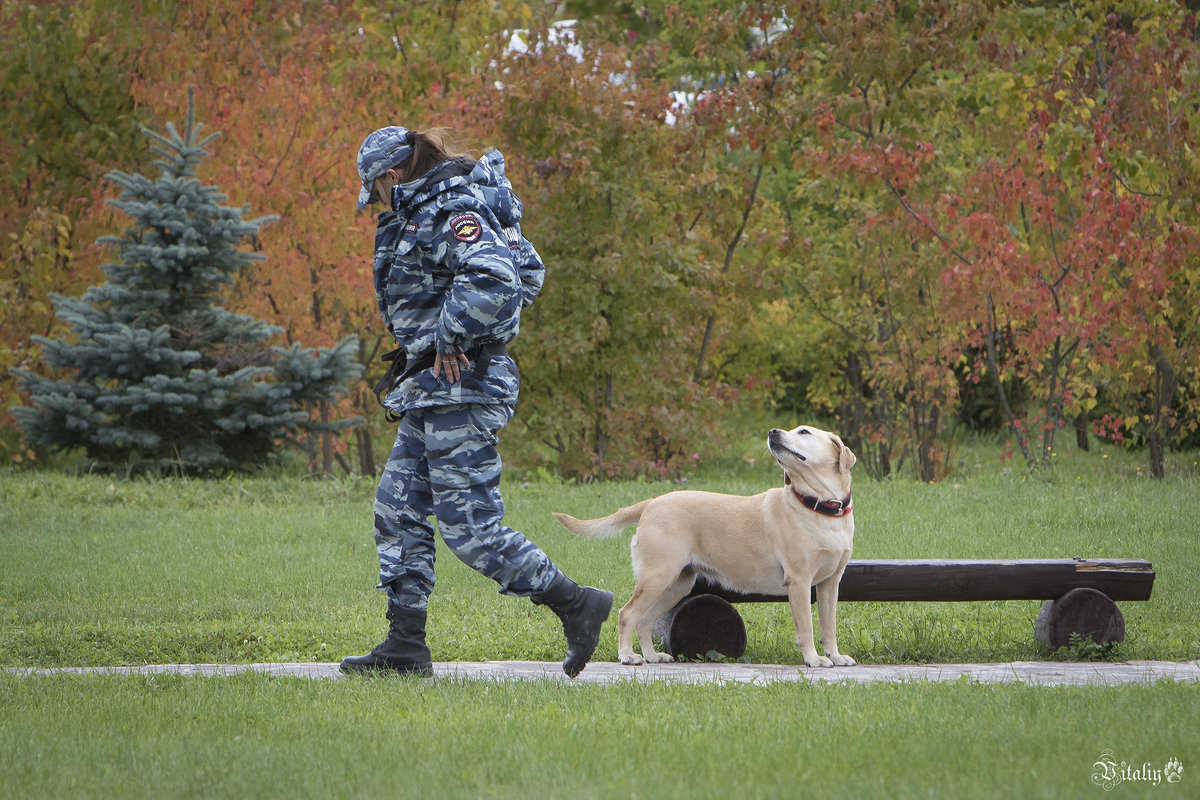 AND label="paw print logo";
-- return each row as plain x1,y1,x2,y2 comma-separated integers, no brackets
1165,756,1184,784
